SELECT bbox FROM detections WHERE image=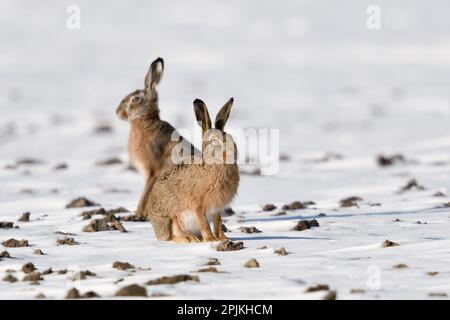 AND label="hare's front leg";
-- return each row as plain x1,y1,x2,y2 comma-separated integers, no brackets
136,175,156,220
195,207,218,242
213,210,229,241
